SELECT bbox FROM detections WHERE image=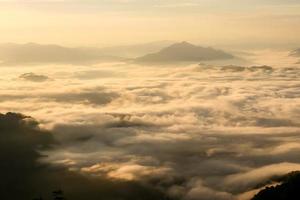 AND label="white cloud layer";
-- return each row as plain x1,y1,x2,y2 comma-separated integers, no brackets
0,52,300,200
